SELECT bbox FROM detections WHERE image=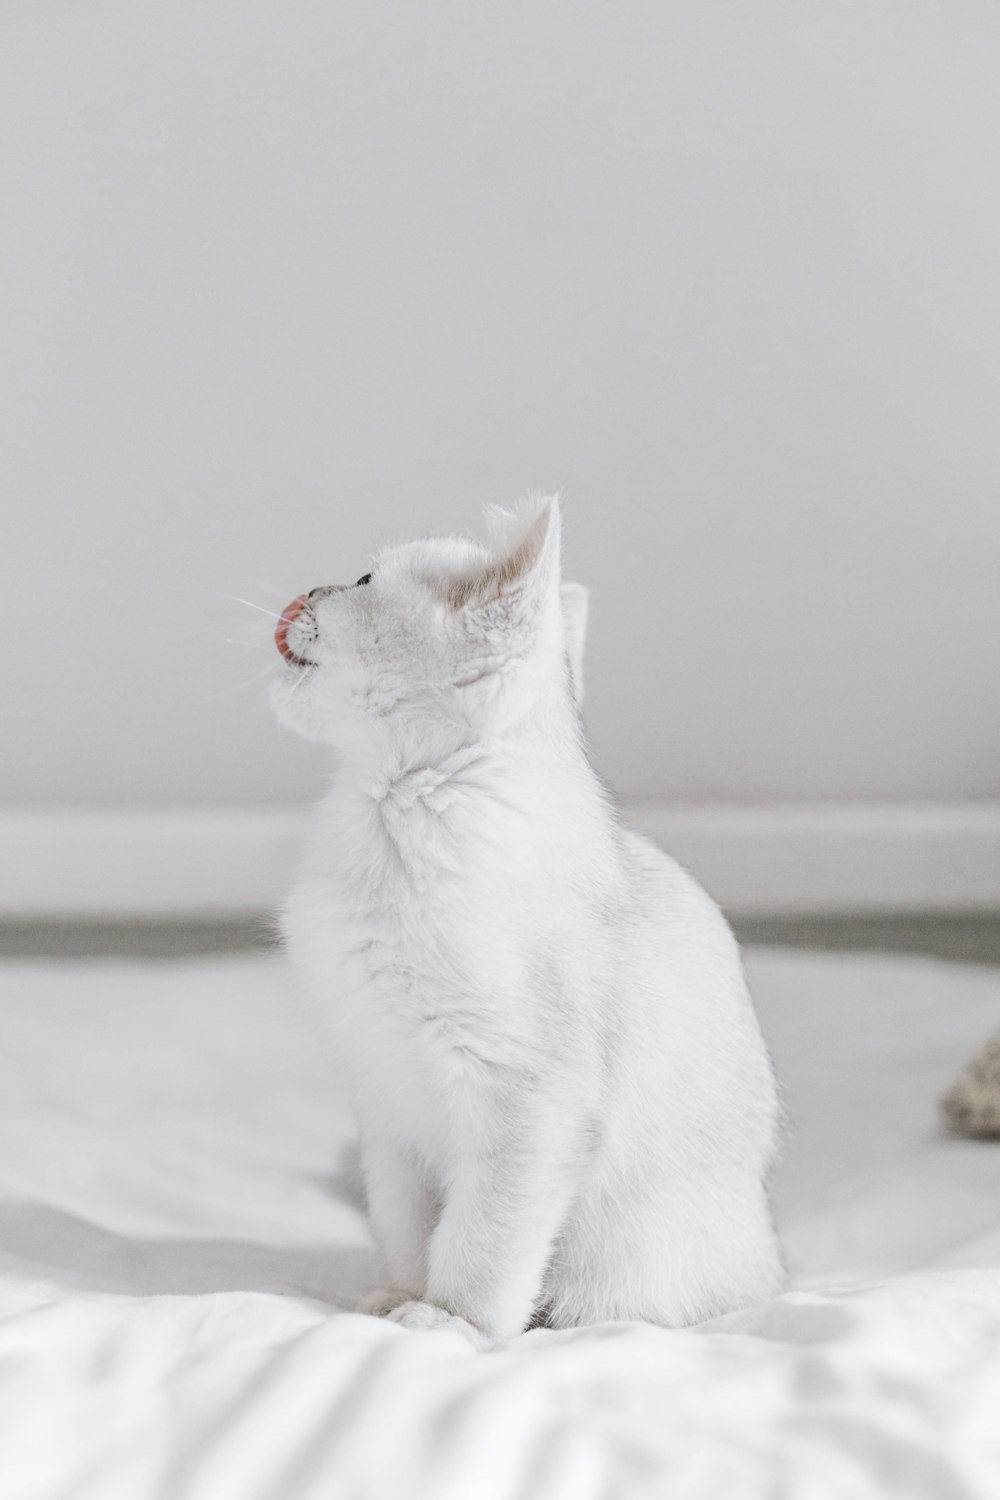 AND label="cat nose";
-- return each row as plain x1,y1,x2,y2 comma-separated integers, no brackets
308,585,346,602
